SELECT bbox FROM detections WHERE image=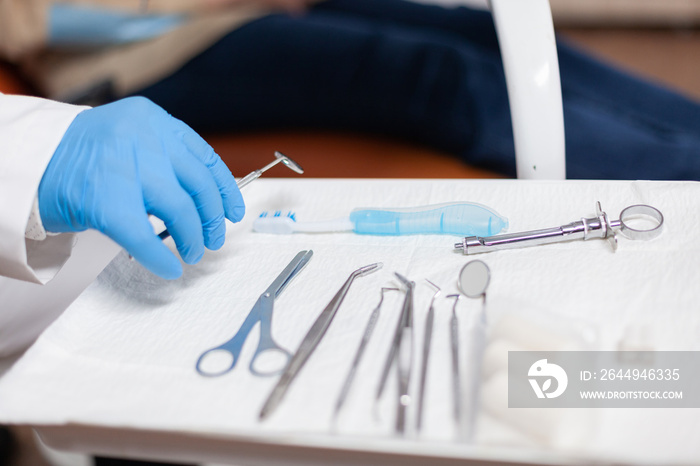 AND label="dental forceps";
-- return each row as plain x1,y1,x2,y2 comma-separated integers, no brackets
195,250,313,377
260,262,382,420
455,202,663,255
